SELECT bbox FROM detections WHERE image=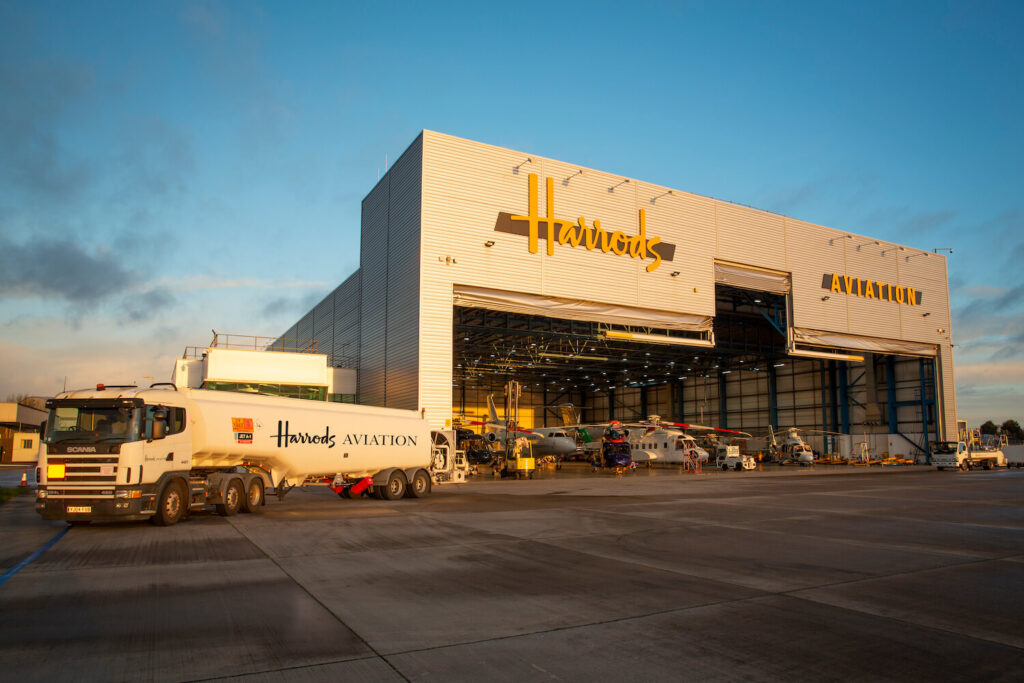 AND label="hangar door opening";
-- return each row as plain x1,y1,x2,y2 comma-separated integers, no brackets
451,284,714,430
712,261,940,459
451,274,940,462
